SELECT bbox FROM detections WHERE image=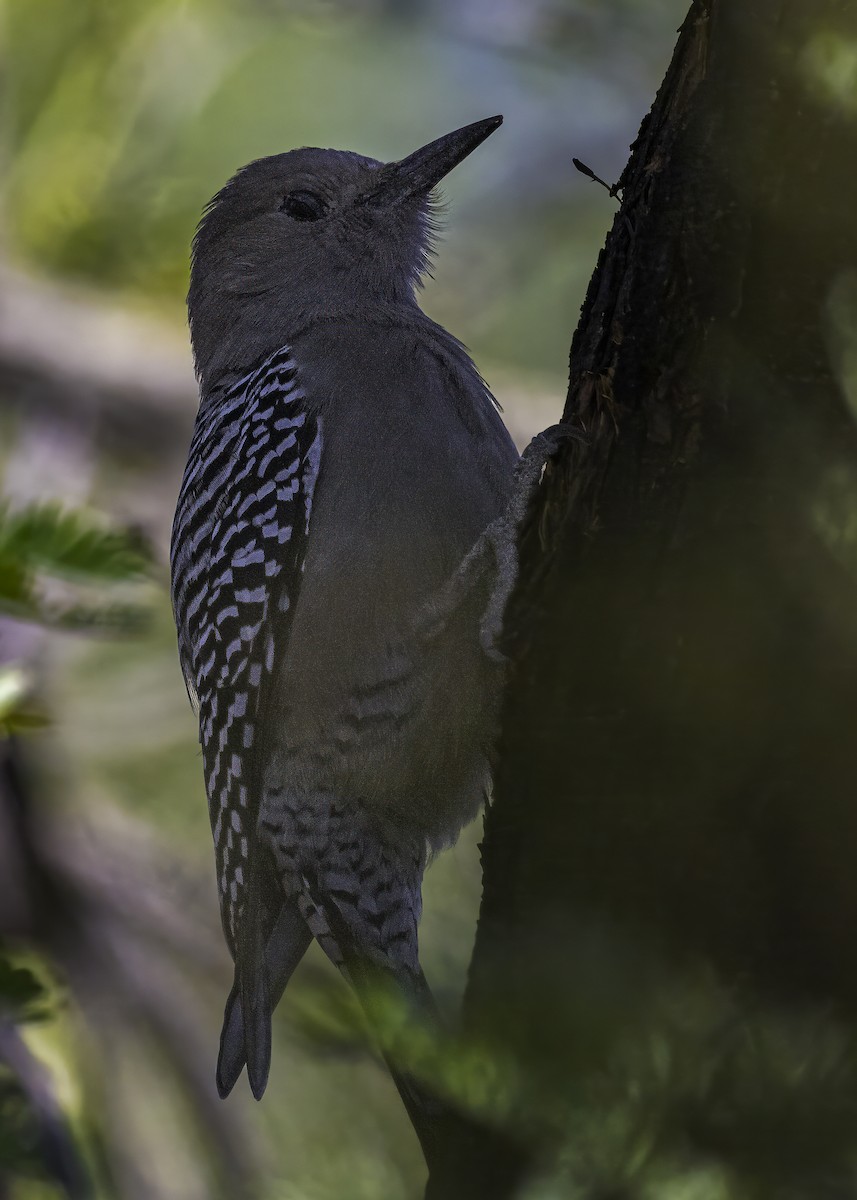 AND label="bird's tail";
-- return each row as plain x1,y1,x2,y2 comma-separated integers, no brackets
302,886,530,1193
297,867,451,1161
217,894,312,1099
